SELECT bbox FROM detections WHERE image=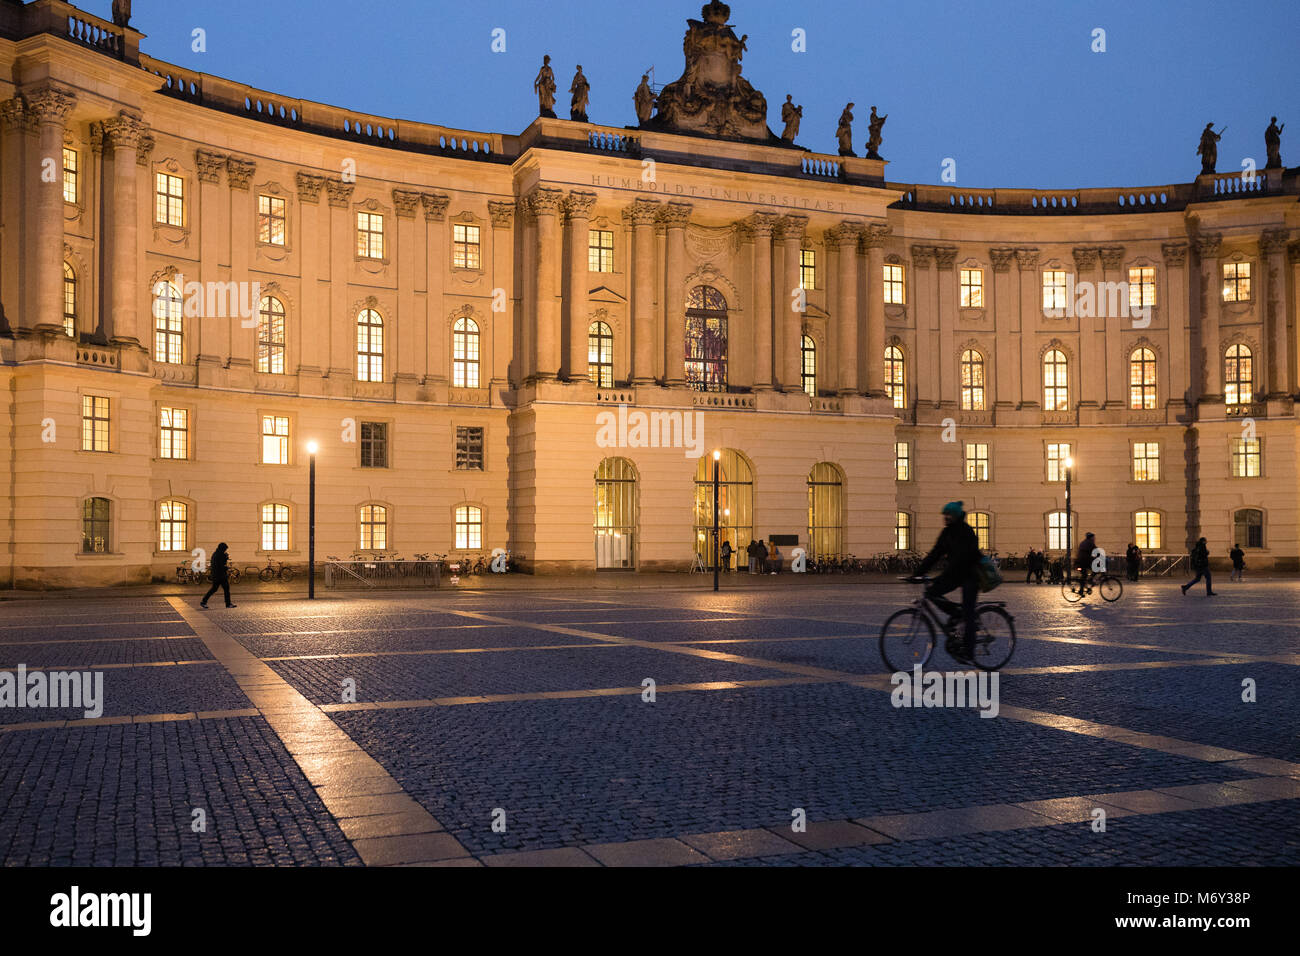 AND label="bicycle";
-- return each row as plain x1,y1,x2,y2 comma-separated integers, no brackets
1061,570,1122,604
258,558,297,583
880,576,1017,672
